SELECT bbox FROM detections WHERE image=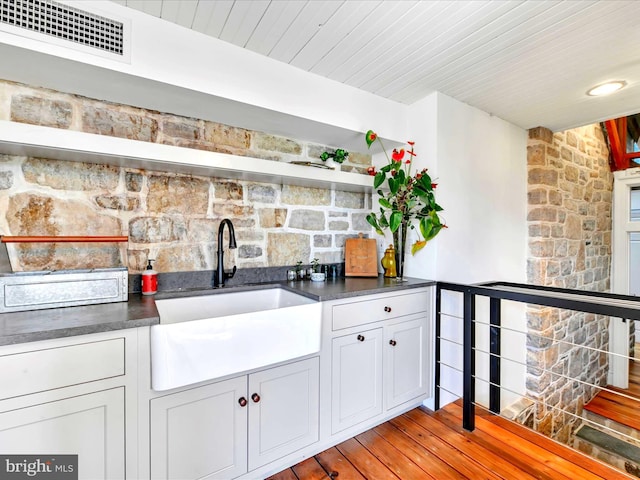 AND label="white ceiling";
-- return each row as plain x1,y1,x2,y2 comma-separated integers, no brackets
110,0,640,132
